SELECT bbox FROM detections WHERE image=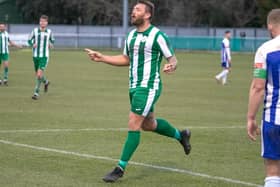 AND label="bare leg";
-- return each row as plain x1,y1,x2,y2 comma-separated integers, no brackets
264,159,280,187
